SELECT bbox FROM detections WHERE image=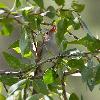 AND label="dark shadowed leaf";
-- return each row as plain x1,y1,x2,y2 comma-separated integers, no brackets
19,27,29,55
53,0,65,6
32,79,48,95
95,64,100,84
68,58,84,70
69,93,79,100
9,40,19,49
16,0,21,8
69,34,100,52
26,94,44,100
46,6,56,19
56,18,68,45
0,75,19,86
81,59,95,91
33,0,44,9
60,9,74,19
3,52,21,69
71,1,85,13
